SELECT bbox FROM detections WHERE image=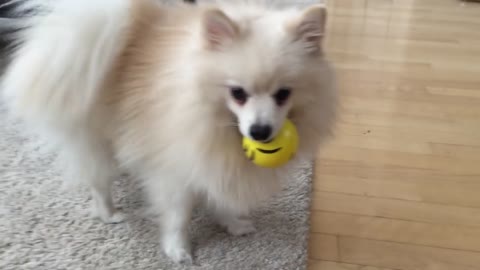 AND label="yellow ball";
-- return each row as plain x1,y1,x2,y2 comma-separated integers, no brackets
242,119,299,168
